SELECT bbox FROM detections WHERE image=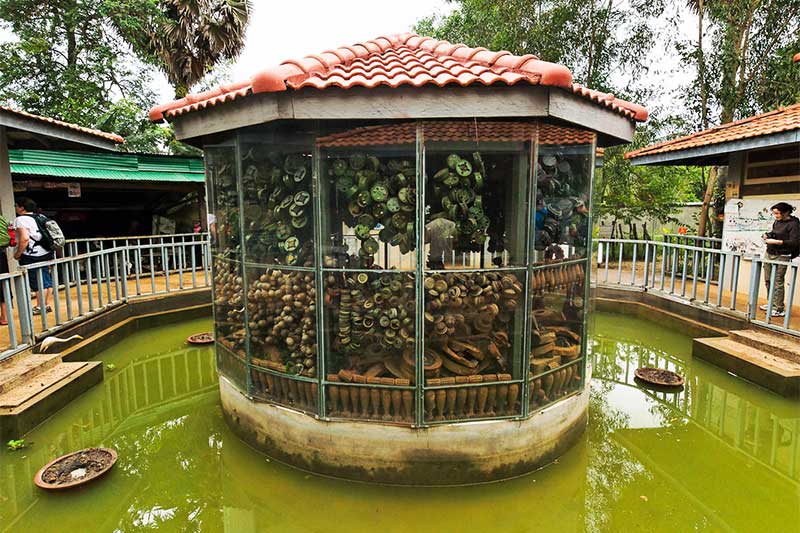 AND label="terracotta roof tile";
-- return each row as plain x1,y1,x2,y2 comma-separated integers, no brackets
151,33,647,123
794,52,800,63
316,121,594,148
1,105,124,144
625,103,800,160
